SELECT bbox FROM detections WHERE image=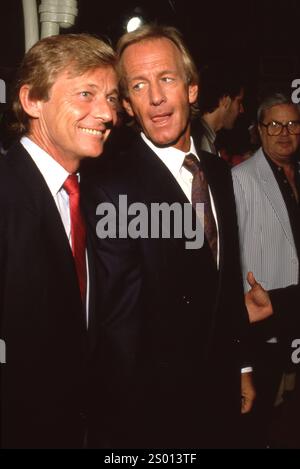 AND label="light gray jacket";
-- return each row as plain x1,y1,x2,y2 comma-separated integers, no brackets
232,147,298,293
